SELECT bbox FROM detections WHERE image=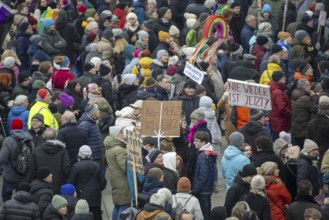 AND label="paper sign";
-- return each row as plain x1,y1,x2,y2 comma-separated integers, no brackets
126,130,144,175
140,101,182,137
184,63,205,84
227,79,272,110
319,11,327,26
